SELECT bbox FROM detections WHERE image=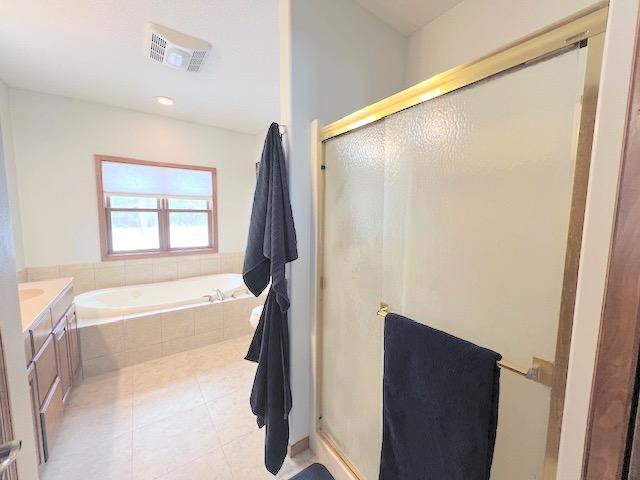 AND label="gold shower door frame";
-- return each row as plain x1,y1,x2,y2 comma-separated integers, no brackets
312,4,607,479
